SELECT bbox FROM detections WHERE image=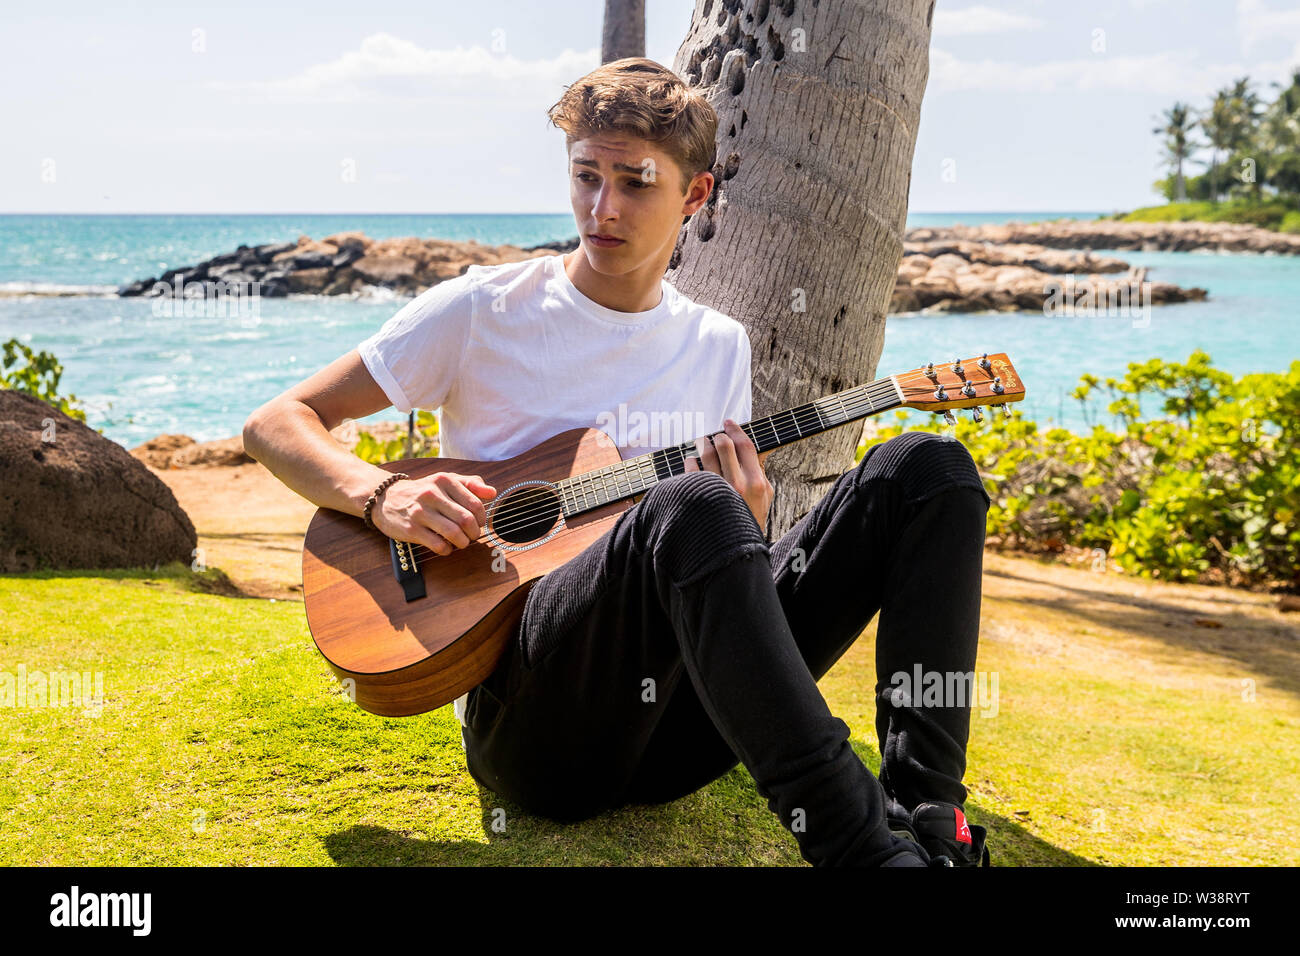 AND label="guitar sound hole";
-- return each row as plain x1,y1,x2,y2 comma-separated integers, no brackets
492,485,562,545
